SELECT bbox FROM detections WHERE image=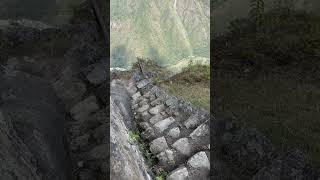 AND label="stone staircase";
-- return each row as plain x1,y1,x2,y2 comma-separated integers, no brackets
124,69,320,180
126,73,210,179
